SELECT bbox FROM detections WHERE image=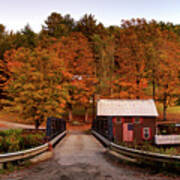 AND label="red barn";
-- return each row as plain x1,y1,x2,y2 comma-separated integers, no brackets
96,99,158,144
